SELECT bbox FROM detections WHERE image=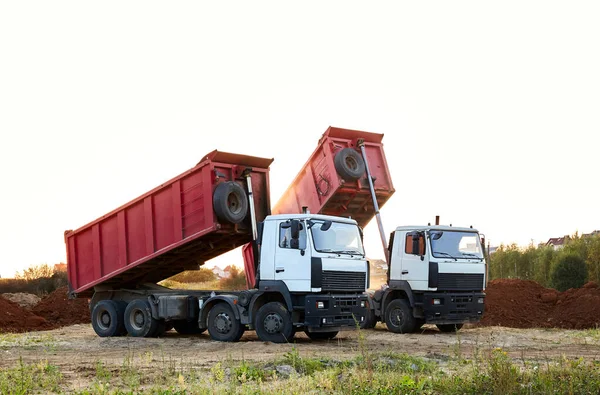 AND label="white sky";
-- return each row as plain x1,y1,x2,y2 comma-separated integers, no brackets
1,1,599,278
